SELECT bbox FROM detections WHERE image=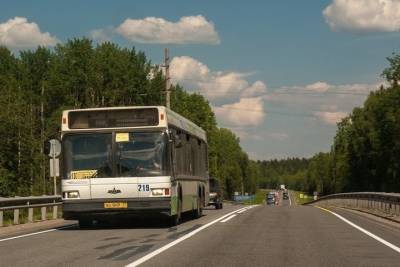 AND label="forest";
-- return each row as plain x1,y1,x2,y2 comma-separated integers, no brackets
0,38,258,198
255,53,400,195
1,38,399,197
